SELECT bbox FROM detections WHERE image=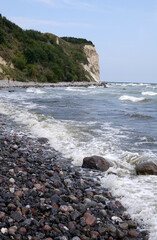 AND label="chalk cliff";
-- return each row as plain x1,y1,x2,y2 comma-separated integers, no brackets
0,14,100,83
82,45,100,83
